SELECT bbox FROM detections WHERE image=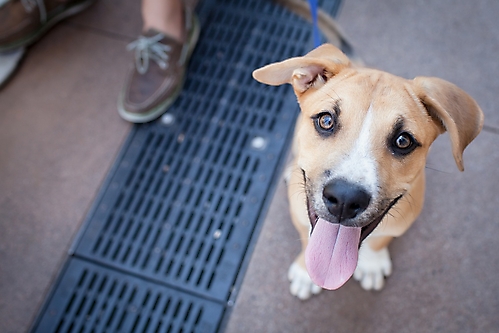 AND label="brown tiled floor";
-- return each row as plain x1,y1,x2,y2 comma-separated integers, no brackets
1,0,498,333
0,1,134,330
